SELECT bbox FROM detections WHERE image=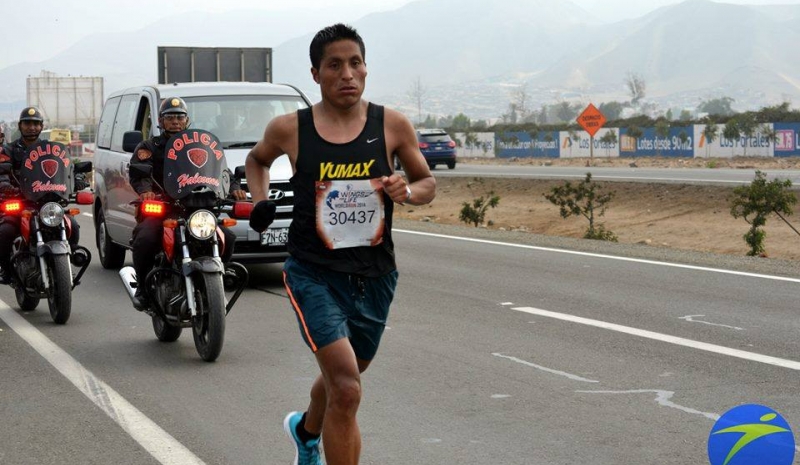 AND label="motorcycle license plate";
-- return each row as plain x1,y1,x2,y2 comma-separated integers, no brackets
260,227,289,246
